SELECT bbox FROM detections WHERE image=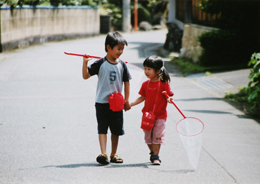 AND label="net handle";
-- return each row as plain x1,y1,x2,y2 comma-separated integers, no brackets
64,52,146,70
64,52,102,59
162,91,186,118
